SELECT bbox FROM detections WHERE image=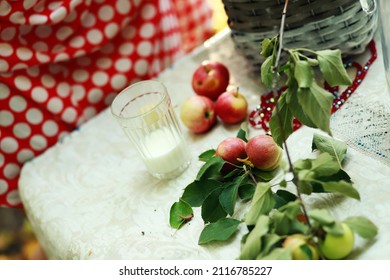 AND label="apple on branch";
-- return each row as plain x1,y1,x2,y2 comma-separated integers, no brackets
191,60,230,101
180,95,217,134
215,86,248,124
